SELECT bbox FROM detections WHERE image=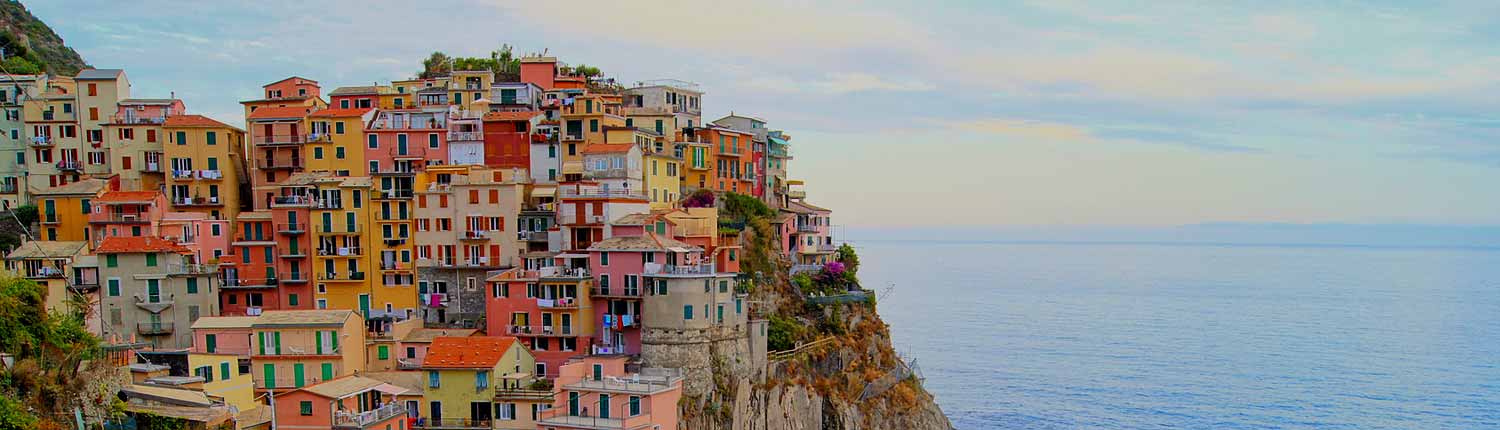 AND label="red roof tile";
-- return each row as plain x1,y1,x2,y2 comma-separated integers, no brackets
164,115,232,128
581,143,633,154
96,191,160,203
422,337,517,368
95,236,191,254
308,108,372,118
482,111,541,122
246,106,312,120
